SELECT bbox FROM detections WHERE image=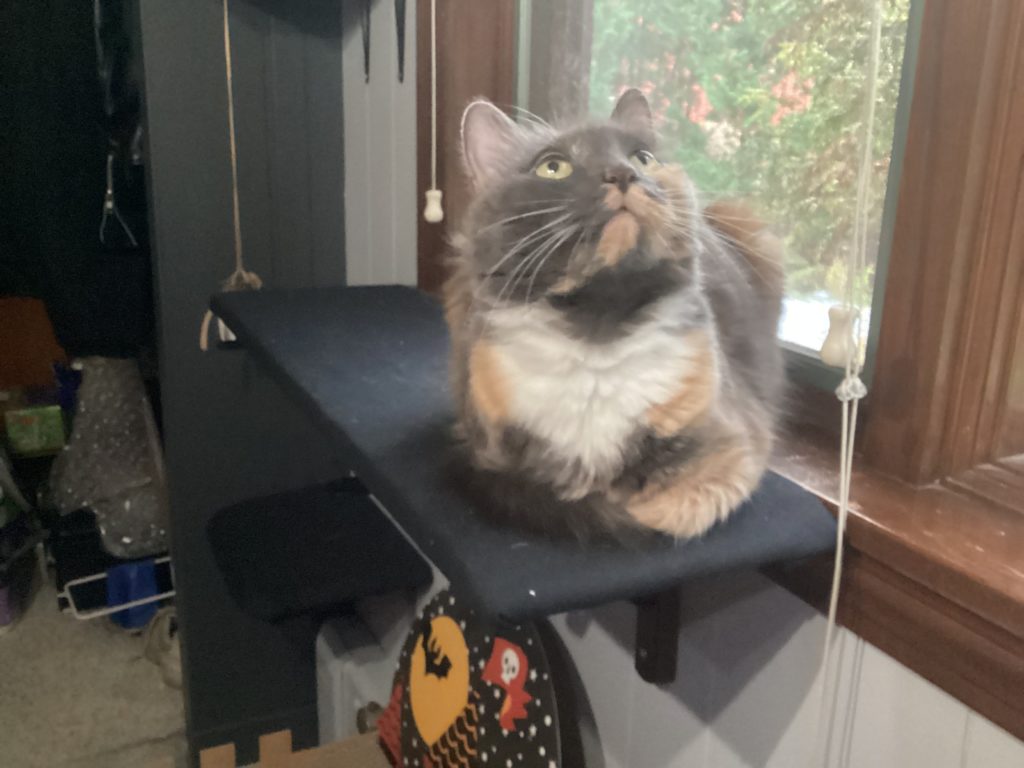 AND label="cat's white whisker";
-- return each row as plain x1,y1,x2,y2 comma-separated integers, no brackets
497,222,576,304
478,206,568,234
518,229,572,306
465,219,569,322
511,198,574,206
525,225,579,304
483,213,573,281
503,104,554,131
487,228,564,305
496,236,556,303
